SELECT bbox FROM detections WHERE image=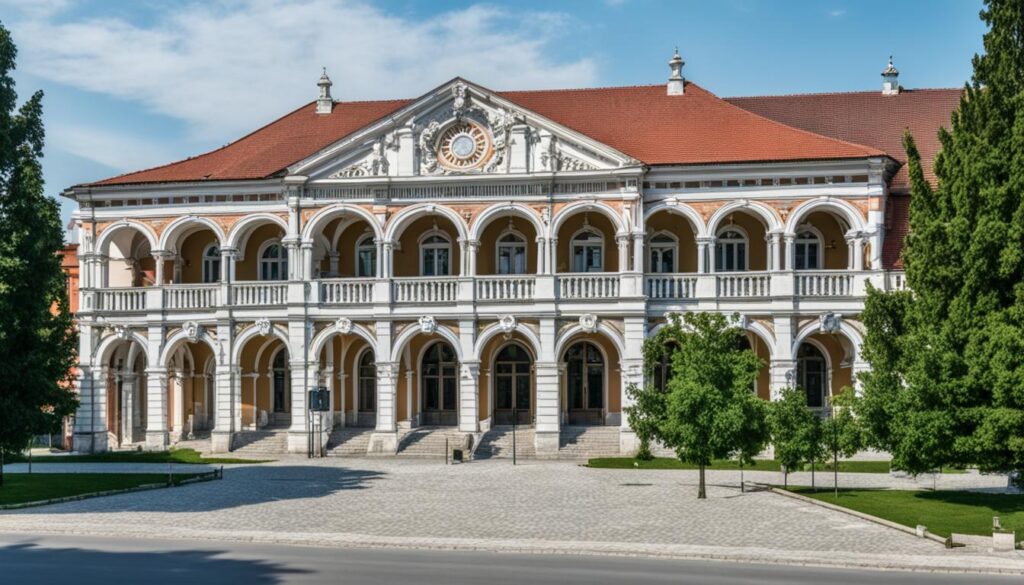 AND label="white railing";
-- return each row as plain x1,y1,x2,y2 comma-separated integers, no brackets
558,273,620,300
887,271,908,291
392,277,458,303
232,282,288,306
716,272,771,298
95,288,147,312
163,284,220,309
320,279,375,304
645,274,699,299
794,271,854,297
475,275,536,302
